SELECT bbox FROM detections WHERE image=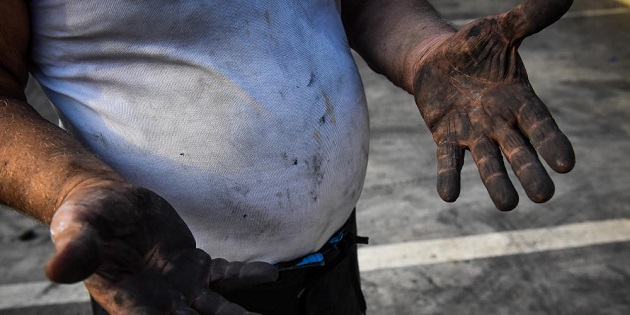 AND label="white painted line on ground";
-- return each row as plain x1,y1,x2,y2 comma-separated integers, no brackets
0,281,89,310
358,218,630,272
0,3,626,312
451,7,630,26
1,219,629,309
